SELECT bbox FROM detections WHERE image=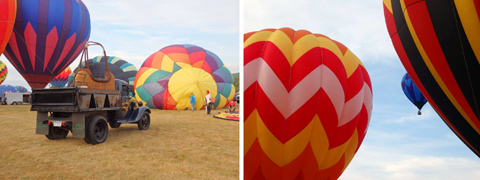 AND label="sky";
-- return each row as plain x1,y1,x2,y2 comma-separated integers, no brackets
244,0,480,179
0,0,239,90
